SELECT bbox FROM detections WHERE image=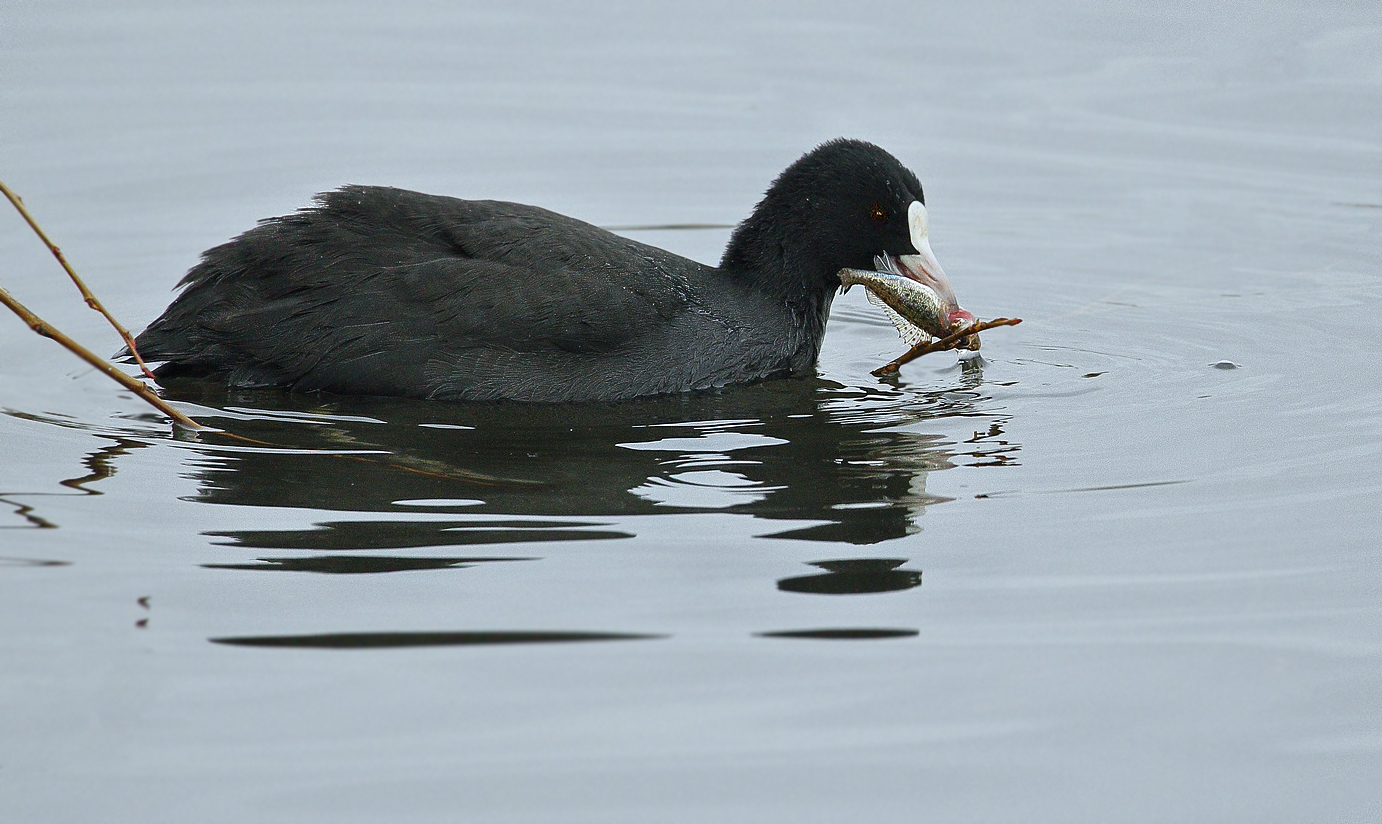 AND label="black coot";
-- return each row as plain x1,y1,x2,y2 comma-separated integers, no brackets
134,139,965,403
